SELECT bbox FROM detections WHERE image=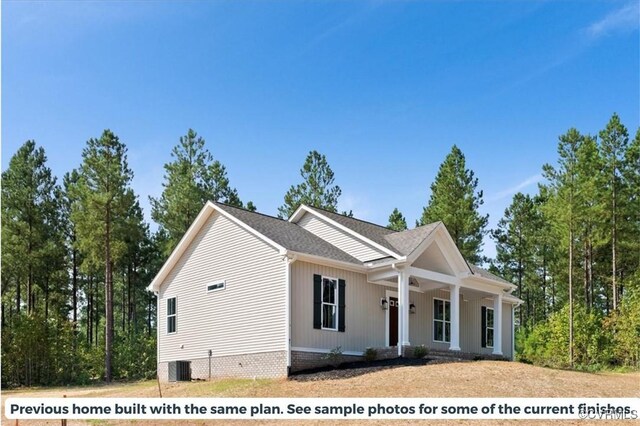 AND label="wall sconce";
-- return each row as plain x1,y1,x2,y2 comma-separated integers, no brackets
409,303,416,314
380,297,388,310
